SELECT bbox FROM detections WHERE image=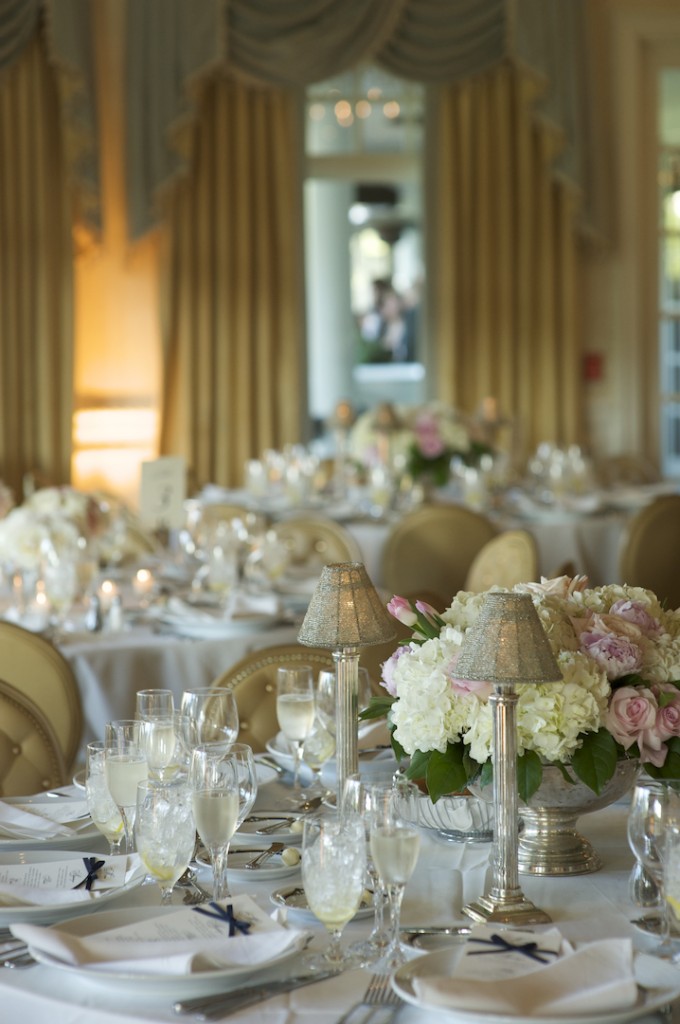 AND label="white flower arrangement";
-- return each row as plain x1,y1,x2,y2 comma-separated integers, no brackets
348,401,472,473
362,576,680,802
